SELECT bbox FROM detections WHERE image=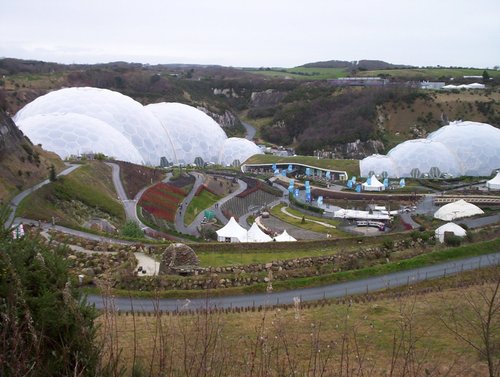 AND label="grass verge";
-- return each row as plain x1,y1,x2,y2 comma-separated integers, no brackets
83,238,500,299
184,190,220,226
244,154,360,178
269,204,347,237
